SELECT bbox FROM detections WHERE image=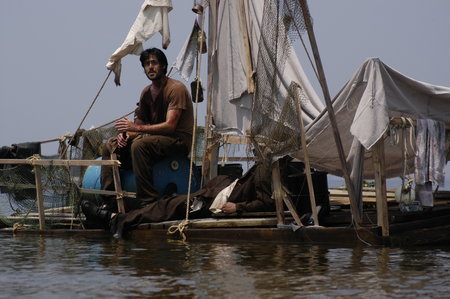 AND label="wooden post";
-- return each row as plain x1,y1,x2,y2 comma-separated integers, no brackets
33,165,45,230
292,82,319,225
239,0,255,93
272,160,303,226
282,197,304,227
201,1,218,183
299,0,361,226
205,125,219,182
110,153,126,214
372,138,389,236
